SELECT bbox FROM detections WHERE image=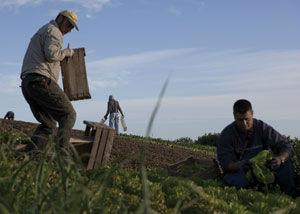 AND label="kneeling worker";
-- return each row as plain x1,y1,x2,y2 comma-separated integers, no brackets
217,99,296,198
